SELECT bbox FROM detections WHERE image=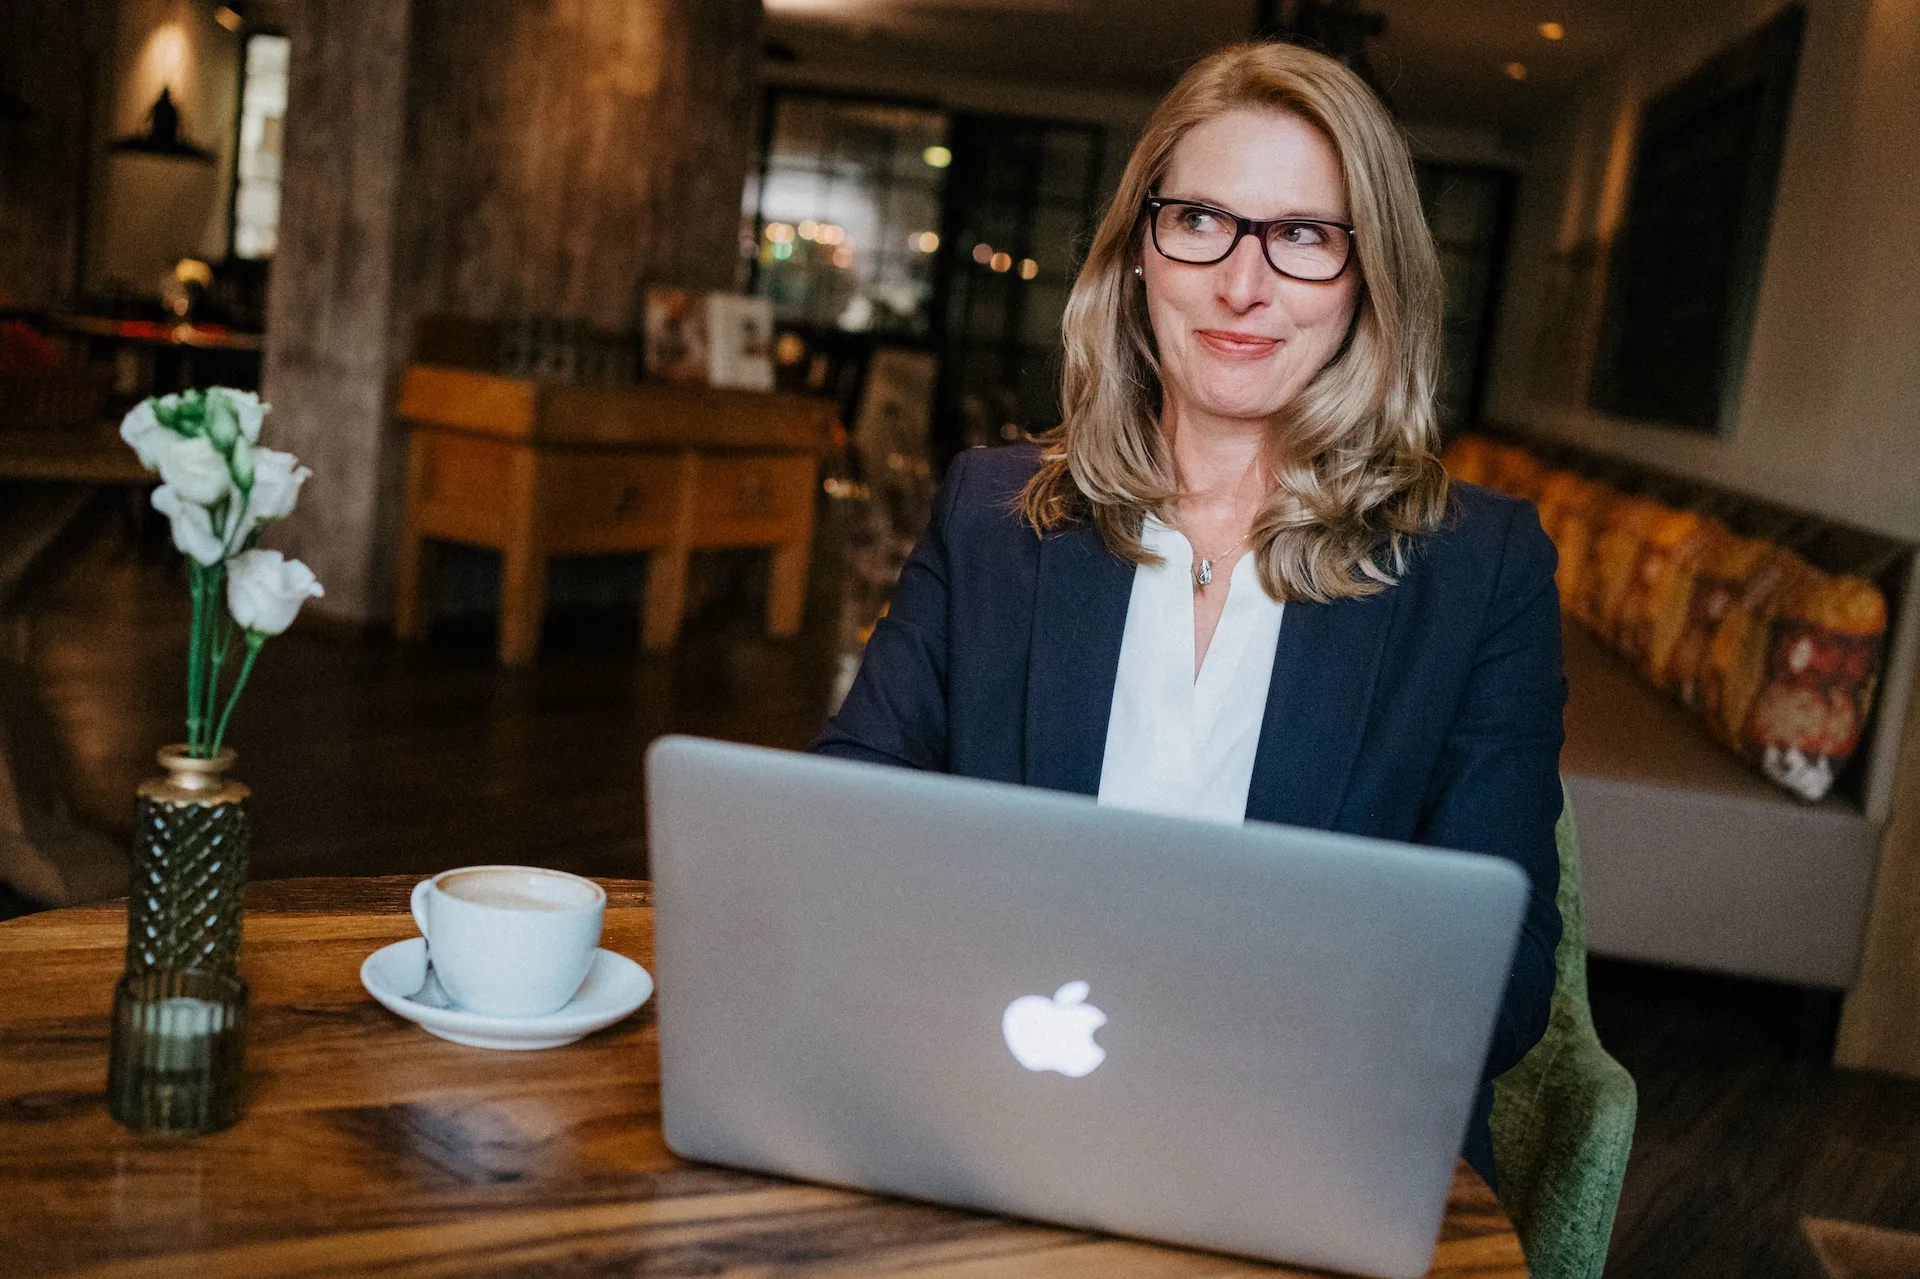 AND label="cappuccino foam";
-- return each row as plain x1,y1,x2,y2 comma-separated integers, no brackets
439,868,598,912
